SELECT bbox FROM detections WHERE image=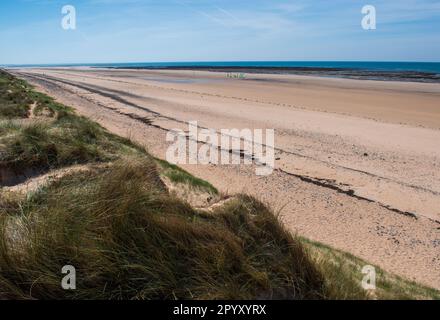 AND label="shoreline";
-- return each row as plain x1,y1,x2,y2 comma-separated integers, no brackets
5,63,440,83
97,66,440,83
